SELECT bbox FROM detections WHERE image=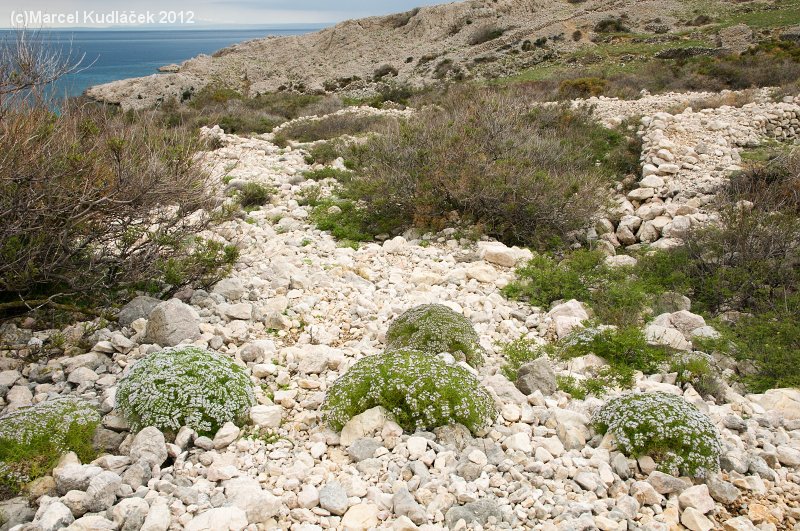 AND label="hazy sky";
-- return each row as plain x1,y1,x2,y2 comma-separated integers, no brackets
2,0,452,27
